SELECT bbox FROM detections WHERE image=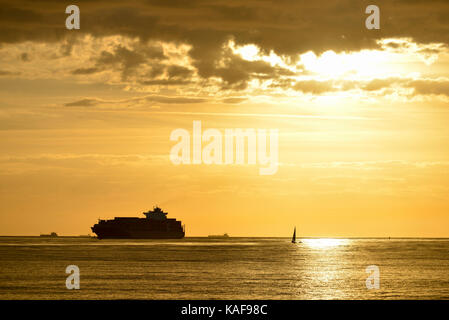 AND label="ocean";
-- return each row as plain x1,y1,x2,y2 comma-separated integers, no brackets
0,237,448,299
